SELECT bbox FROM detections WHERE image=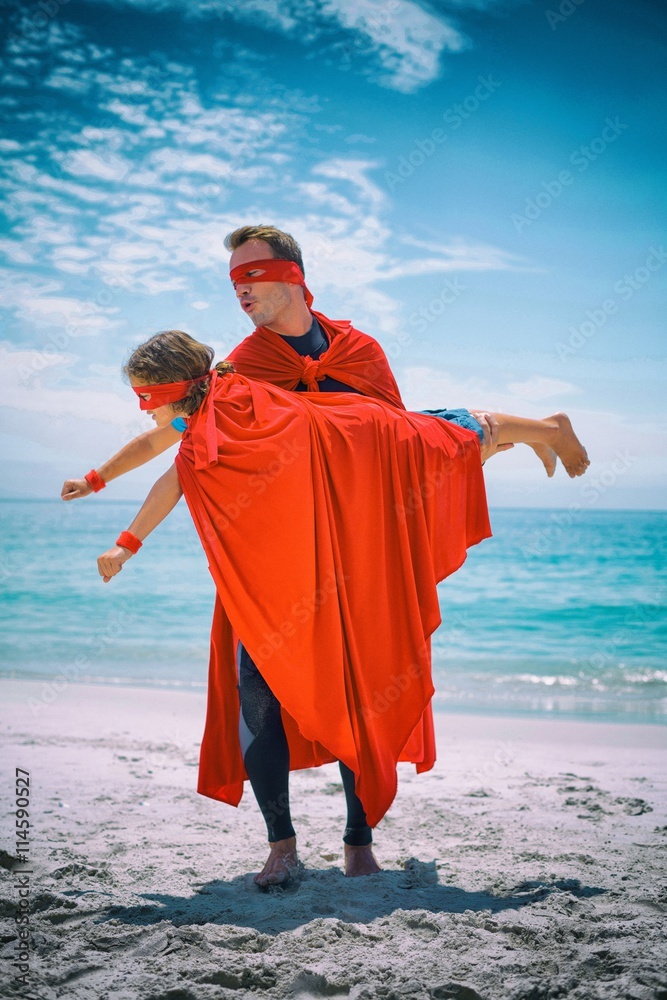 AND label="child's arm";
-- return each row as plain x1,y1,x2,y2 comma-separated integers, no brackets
97,463,183,583
61,423,183,500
